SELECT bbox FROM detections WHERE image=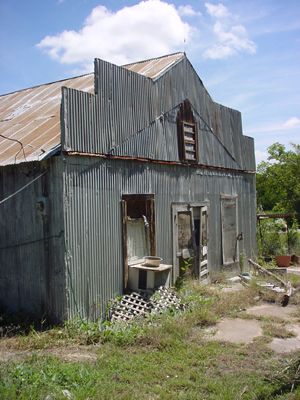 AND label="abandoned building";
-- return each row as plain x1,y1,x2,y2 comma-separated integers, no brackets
0,52,256,322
